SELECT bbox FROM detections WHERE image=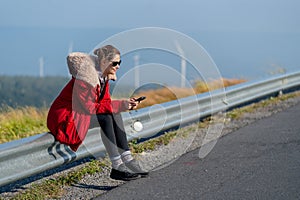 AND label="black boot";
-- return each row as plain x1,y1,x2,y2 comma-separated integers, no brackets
110,163,140,181
125,159,149,178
